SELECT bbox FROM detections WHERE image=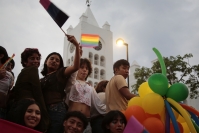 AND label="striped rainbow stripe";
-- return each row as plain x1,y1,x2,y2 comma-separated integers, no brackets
81,34,99,47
